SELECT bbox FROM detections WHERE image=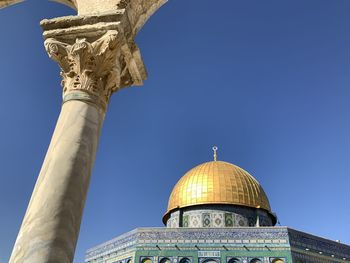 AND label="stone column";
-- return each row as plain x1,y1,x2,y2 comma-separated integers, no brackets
9,100,104,263
9,12,147,263
9,0,167,260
